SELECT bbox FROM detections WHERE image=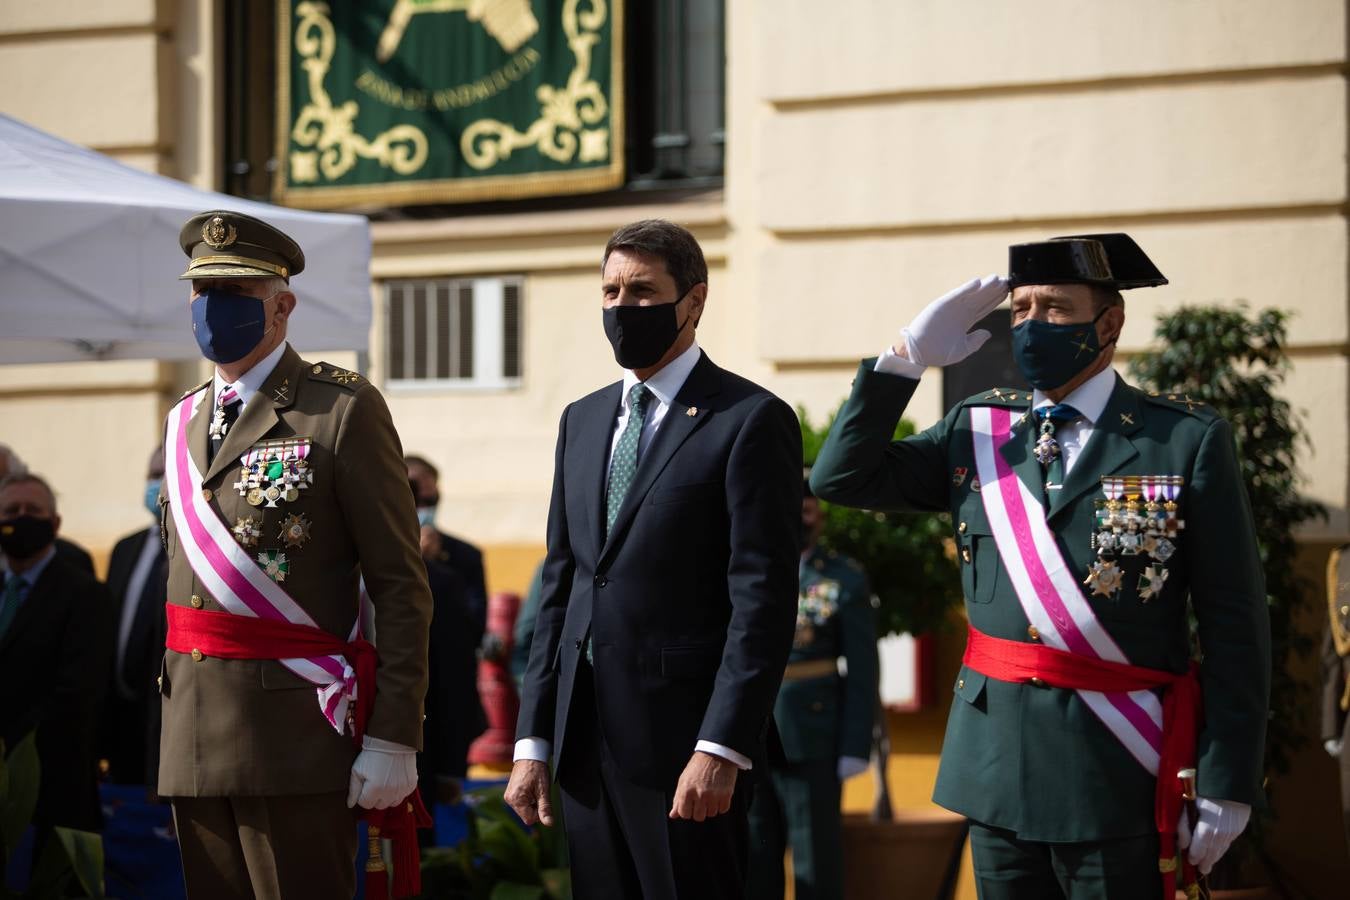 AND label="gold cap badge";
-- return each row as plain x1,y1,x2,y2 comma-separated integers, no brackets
202,215,238,249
